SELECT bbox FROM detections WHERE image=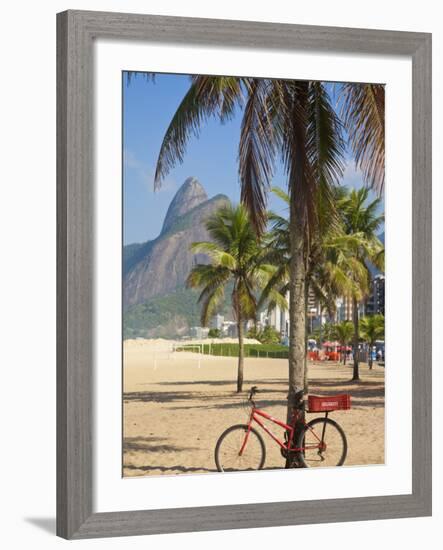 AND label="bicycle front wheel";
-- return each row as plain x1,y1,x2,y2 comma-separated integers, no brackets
215,424,266,472
296,417,347,468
